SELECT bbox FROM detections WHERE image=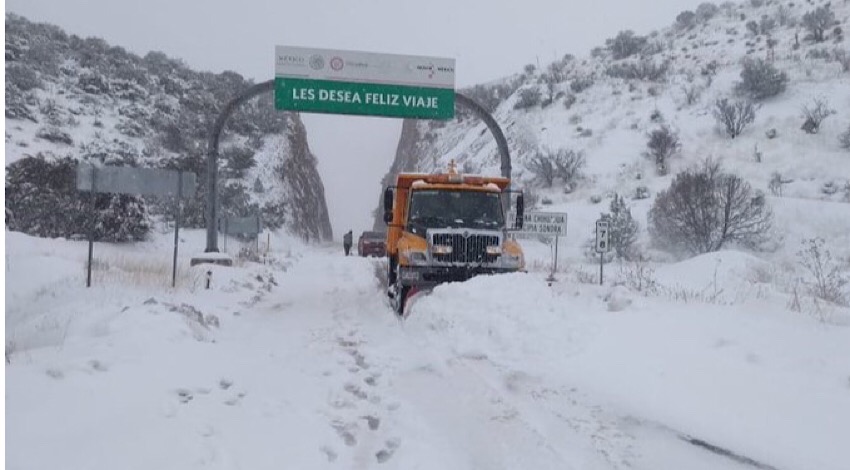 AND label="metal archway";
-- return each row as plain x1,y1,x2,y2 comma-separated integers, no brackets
204,83,511,253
